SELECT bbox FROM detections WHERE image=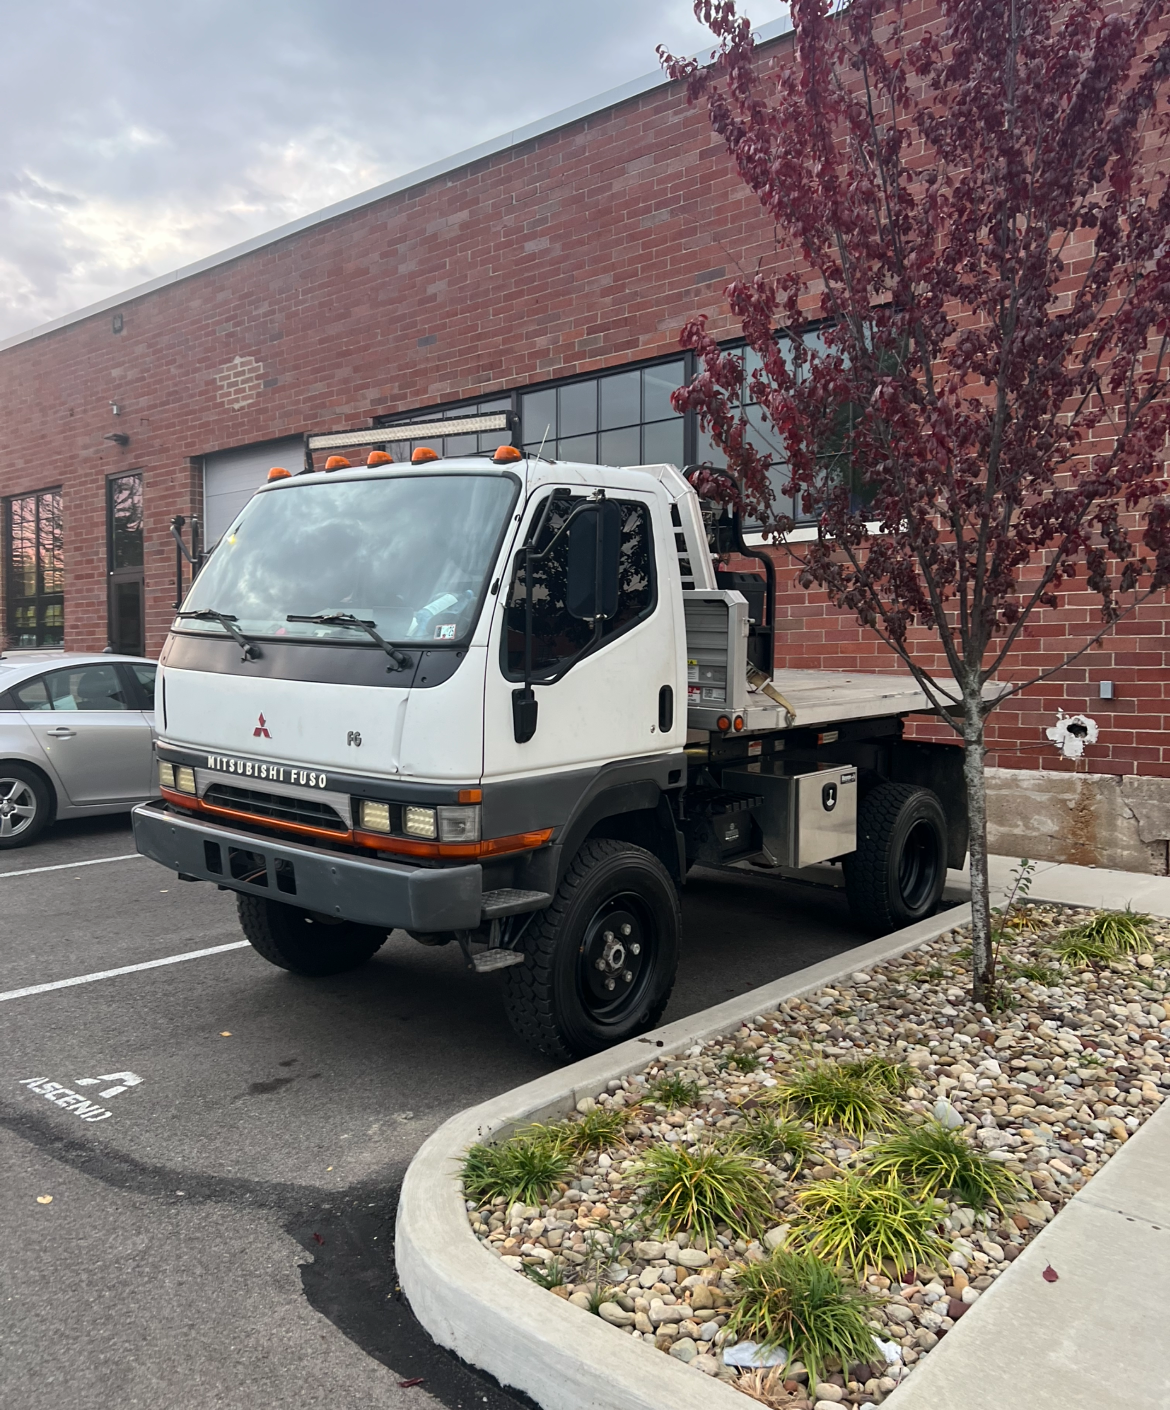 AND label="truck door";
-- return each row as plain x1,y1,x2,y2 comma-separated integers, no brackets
15,662,155,805
484,486,681,779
